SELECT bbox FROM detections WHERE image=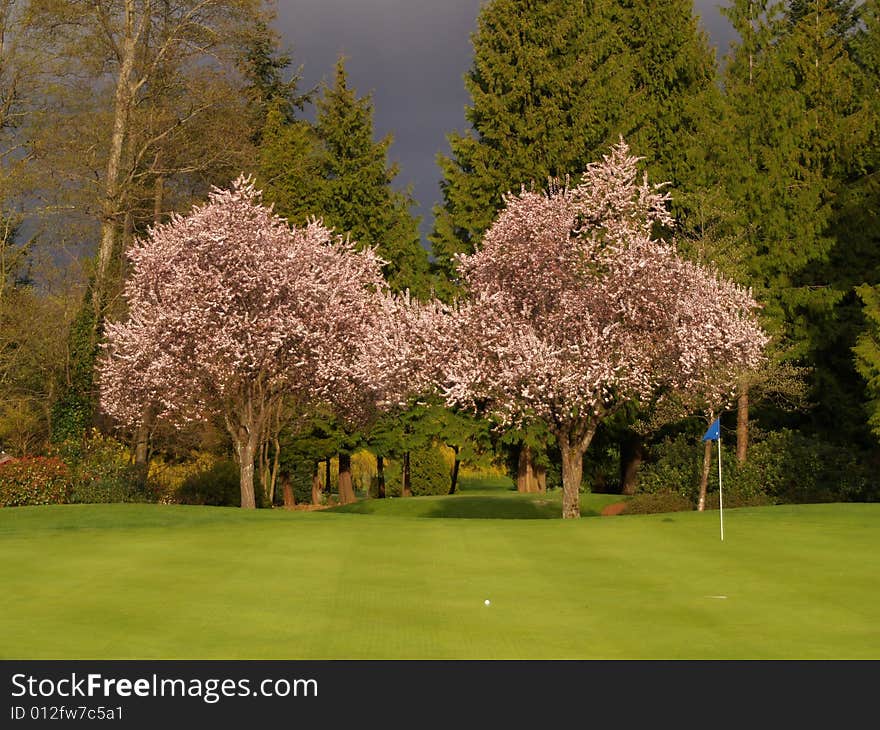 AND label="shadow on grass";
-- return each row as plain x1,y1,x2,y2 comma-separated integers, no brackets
330,492,609,519
425,496,559,519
